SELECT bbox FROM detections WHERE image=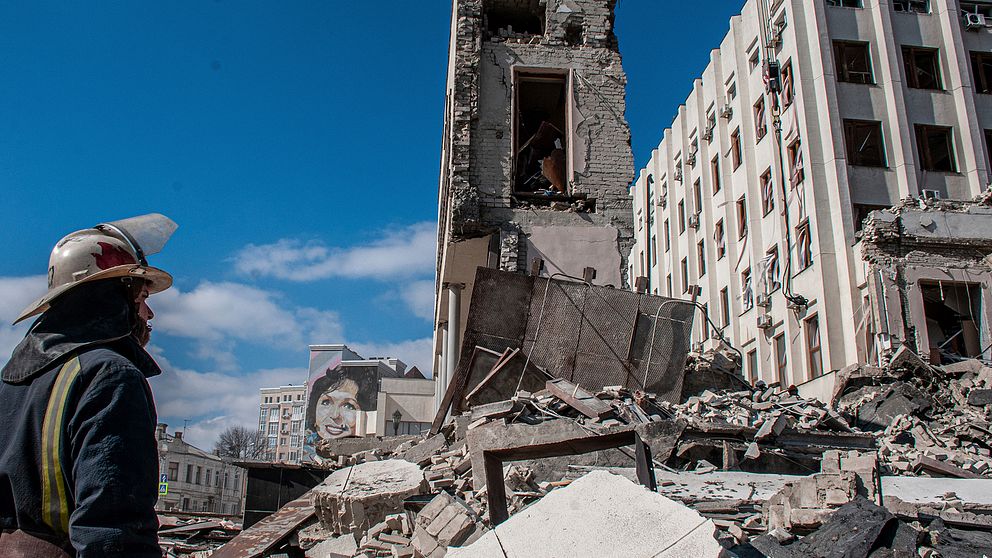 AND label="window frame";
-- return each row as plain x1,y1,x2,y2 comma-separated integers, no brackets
788,137,805,188
915,124,957,173
796,219,813,271
806,314,824,379
833,40,875,85
760,168,775,216
902,45,943,90
736,195,748,239
754,98,767,141
697,239,706,277
731,128,743,170
715,219,726,260
741,267,754,313
844,119,887,167
972,51,992,95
